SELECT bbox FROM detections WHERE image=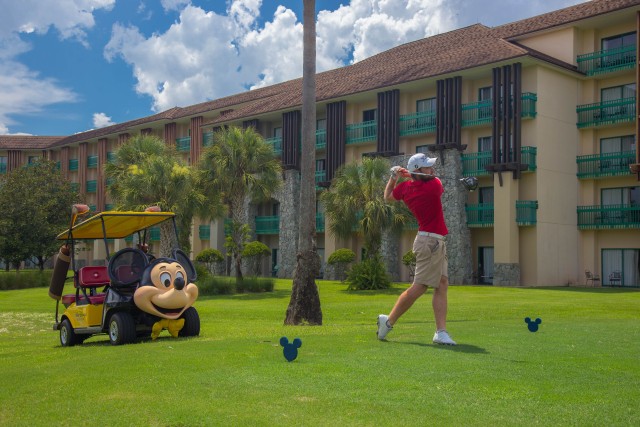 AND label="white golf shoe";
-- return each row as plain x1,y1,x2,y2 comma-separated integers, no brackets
433,330,457,345
377,314,392,340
